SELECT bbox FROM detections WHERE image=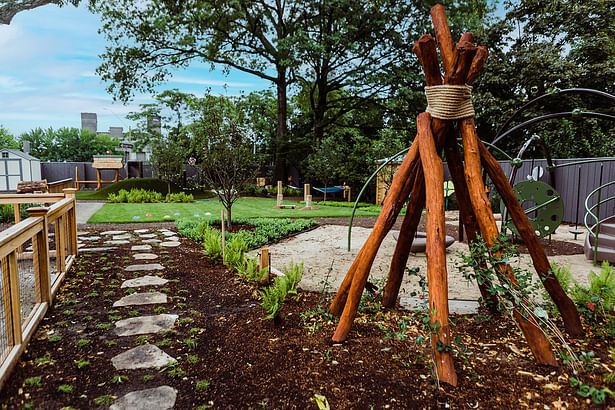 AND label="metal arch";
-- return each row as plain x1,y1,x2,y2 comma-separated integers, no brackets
494,88,615,143
492,112,615,148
